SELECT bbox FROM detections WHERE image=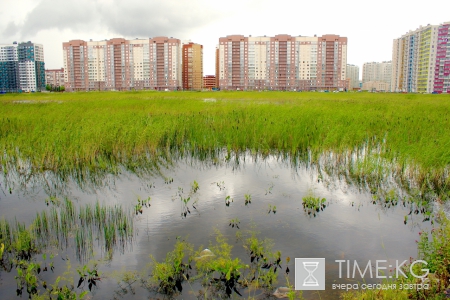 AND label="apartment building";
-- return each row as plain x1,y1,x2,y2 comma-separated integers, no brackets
203,75,216,90
434,22,450,93
182,42,203,90
392,22,450,93
63,37,182,91
0,41,45,92
346,64,360,90
217,34,348,91
362,61,392,91
45,68,65,87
